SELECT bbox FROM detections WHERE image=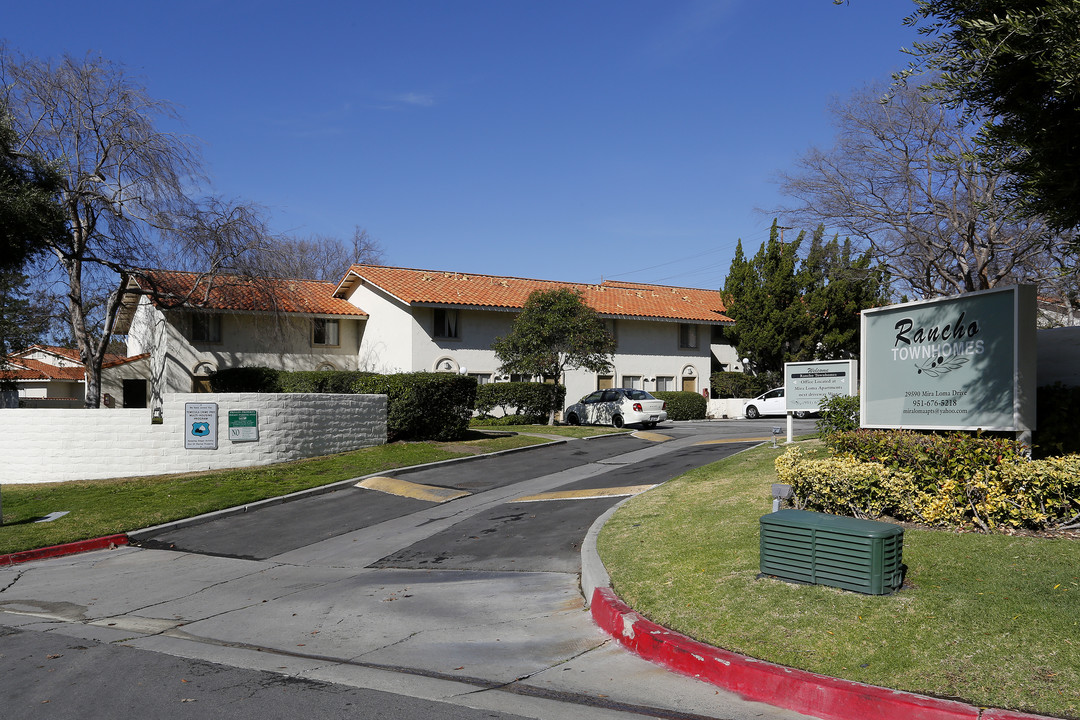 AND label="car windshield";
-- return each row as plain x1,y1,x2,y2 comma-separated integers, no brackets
621,389,654,400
